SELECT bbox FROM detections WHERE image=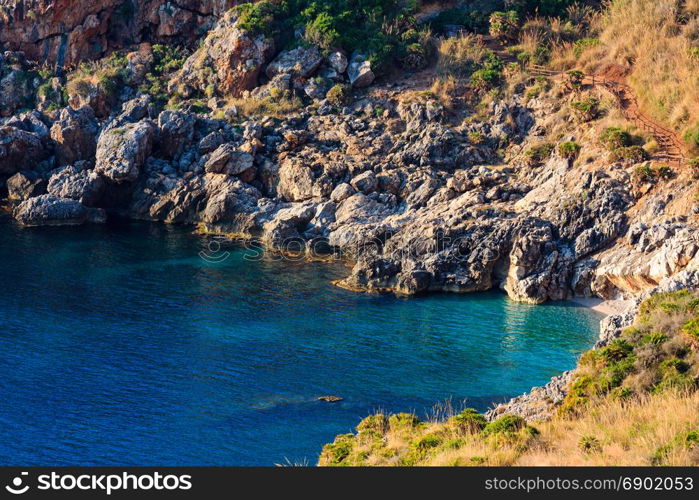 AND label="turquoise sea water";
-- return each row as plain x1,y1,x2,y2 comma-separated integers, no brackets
0,219,602,465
